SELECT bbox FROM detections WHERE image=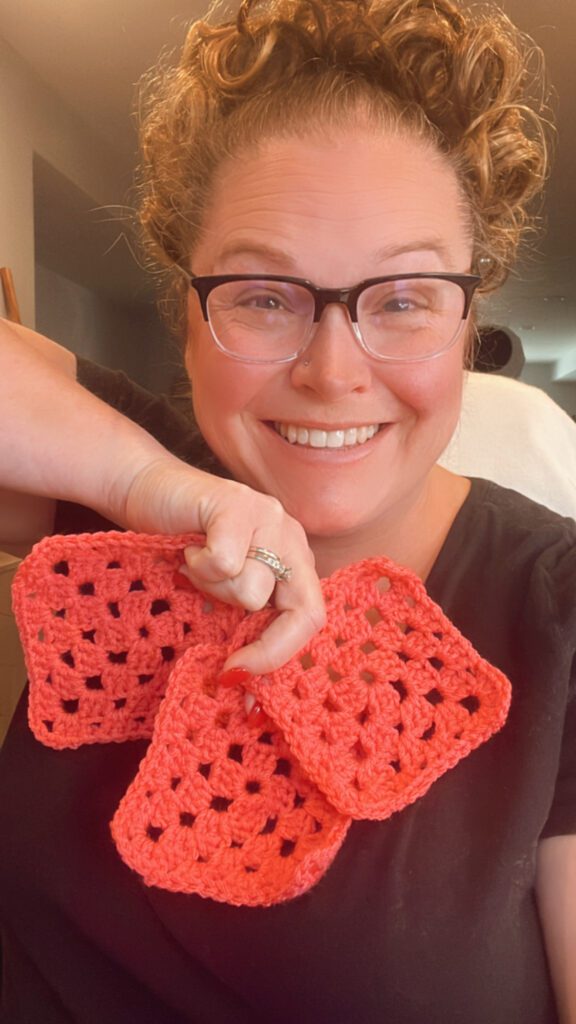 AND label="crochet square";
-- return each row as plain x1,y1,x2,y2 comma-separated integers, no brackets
111,644,350,906
12,531,245,748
